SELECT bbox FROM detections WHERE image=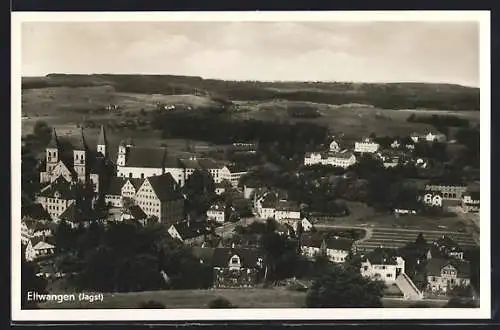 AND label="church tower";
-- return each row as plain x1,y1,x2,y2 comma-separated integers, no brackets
117,139,133,167
73,128,88,182
97,125,108,158
46,128,60,173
